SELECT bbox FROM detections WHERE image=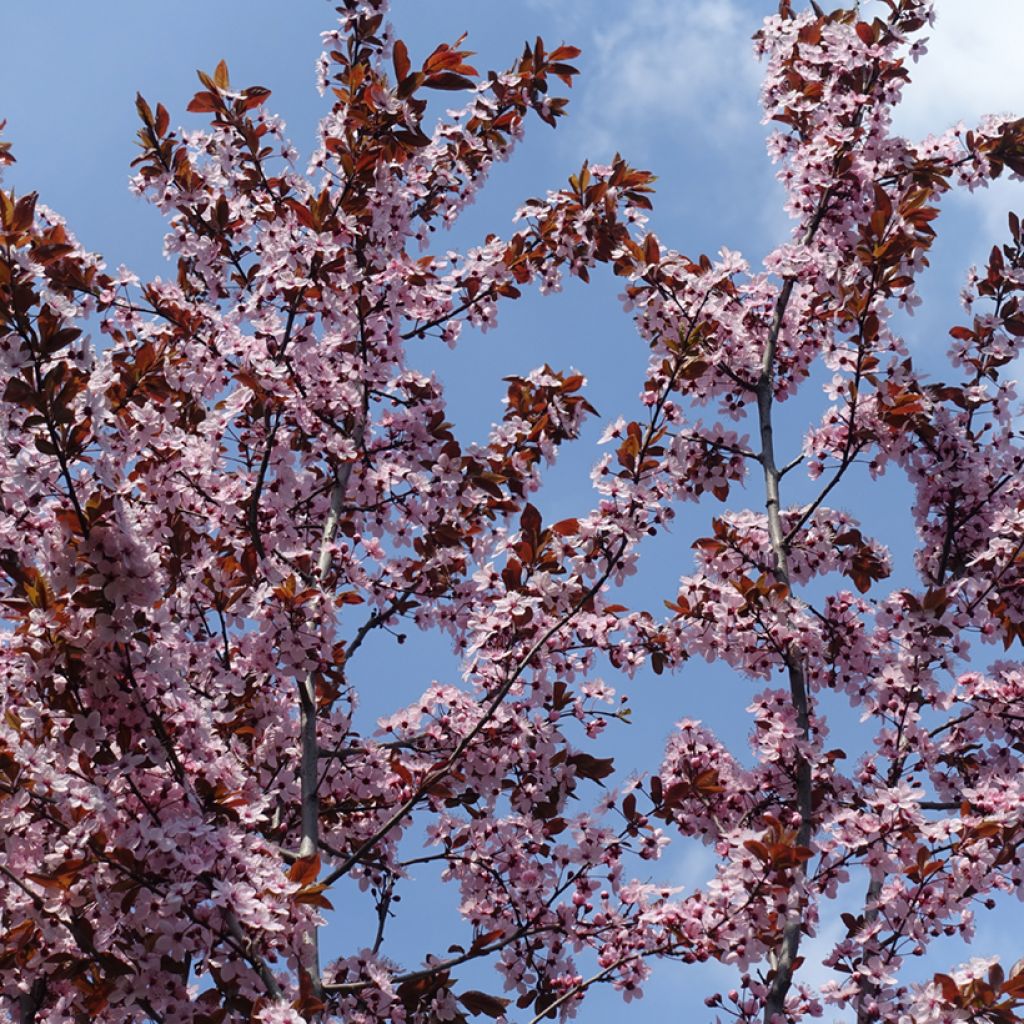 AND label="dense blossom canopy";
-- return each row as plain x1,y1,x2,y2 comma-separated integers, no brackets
3,1,1024,1022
